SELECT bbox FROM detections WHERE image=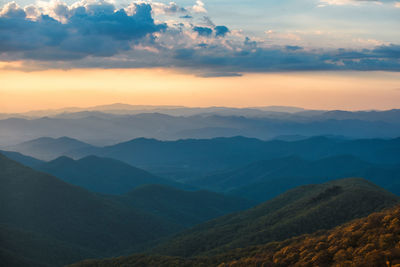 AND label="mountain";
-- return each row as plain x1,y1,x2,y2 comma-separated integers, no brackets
69,204,400,267
0,154,254,266
4,136,94,160
5,135,400,182
215,204,400,266
192,155,400,202
312,109,400,124
68,136,400,181
34,155,189,194
0,153,181,266
153,178,399,257
68,136,270,180
119,184,254,228
0,104,305,118
0,150,45,168
250,105,307,113
2,109,400,146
